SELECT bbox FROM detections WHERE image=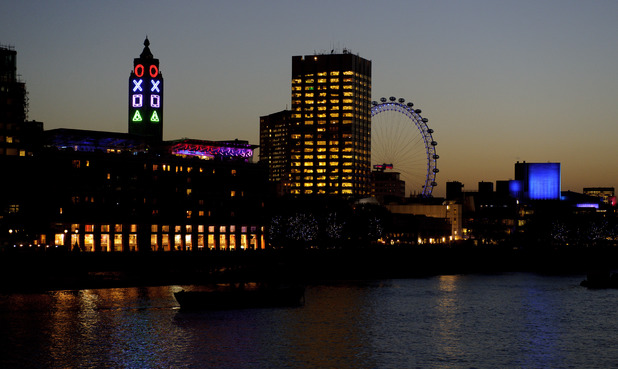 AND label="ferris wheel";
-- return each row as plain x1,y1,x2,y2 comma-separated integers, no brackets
371,96,439,197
